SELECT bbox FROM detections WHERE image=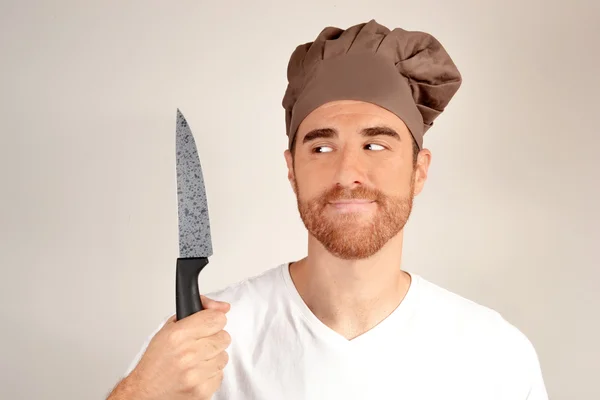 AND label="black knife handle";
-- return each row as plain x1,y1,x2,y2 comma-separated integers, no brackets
176,257,209,320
